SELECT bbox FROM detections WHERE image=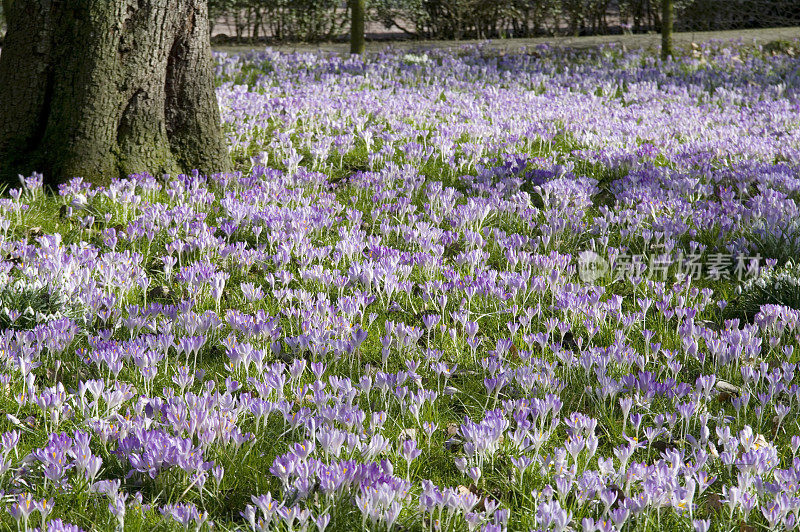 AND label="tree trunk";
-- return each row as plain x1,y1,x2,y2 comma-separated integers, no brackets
661,0,673,60
0,0,230,188
350,0,365,55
